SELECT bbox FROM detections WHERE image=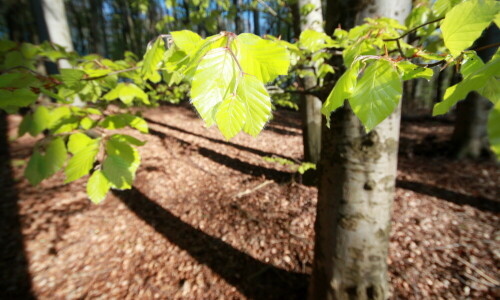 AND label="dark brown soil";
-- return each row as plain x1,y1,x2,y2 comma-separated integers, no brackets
1,105,499,299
